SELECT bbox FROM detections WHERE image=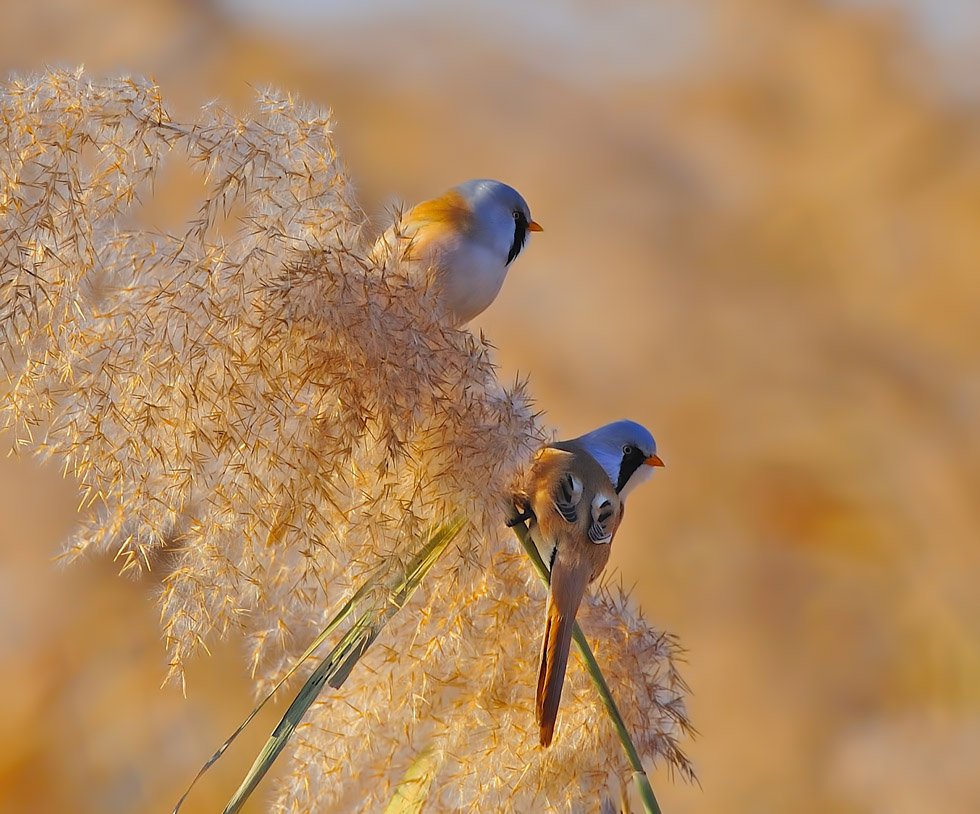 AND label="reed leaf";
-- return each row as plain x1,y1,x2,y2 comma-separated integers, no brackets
220,516,465,814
